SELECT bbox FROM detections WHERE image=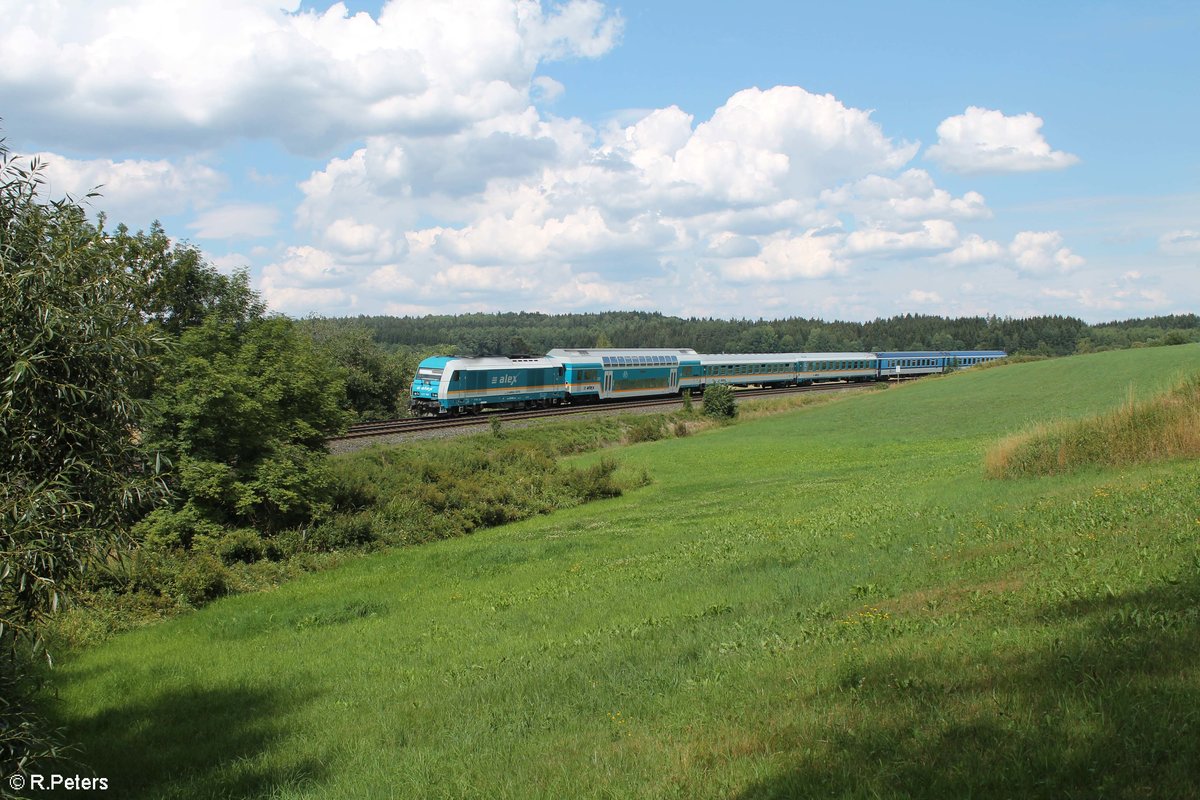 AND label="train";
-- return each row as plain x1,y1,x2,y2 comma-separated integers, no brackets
409,348,1007,416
